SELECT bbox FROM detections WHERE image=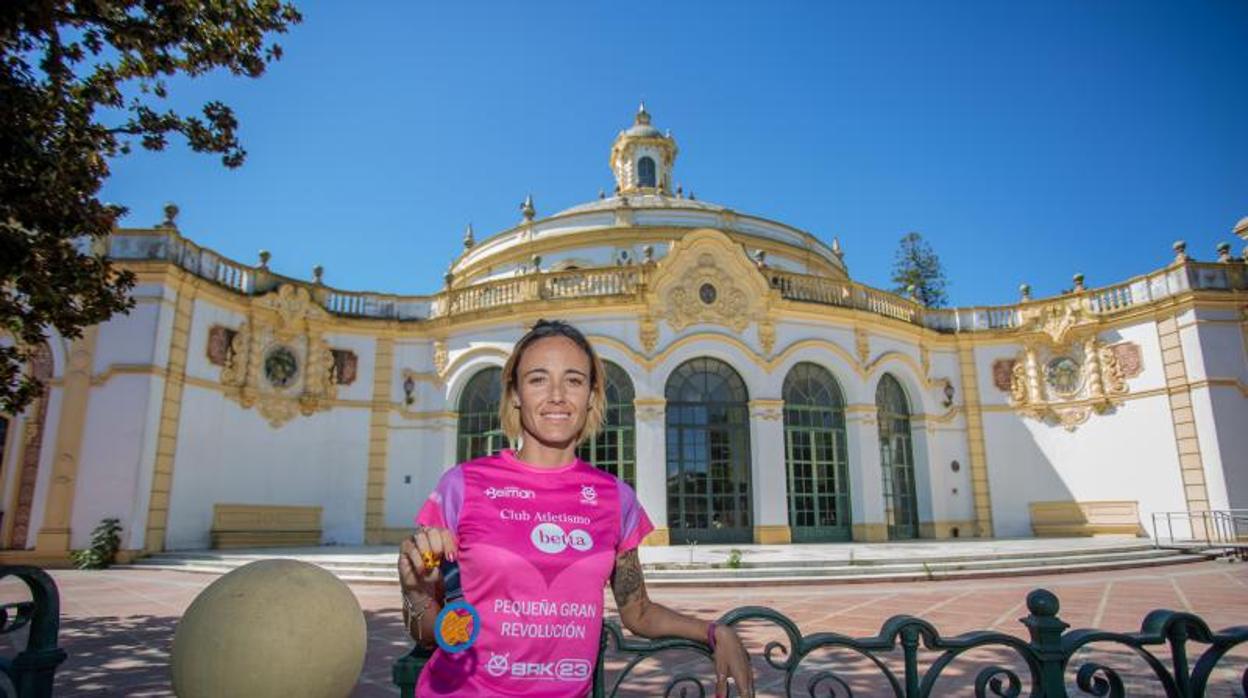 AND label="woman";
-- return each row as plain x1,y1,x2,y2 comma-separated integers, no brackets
399,319,755,697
